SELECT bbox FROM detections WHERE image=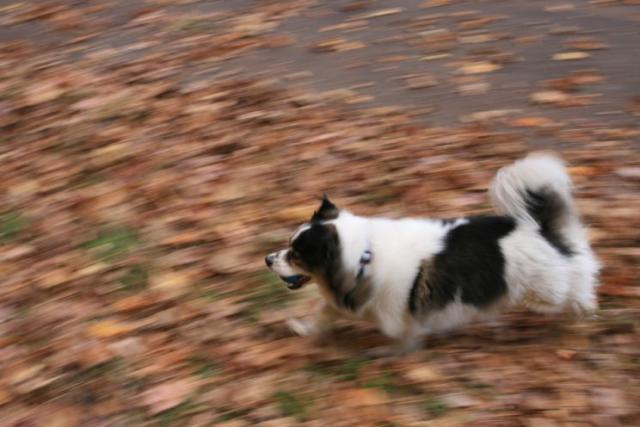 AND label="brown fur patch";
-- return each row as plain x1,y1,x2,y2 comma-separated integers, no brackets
408,259,431,315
